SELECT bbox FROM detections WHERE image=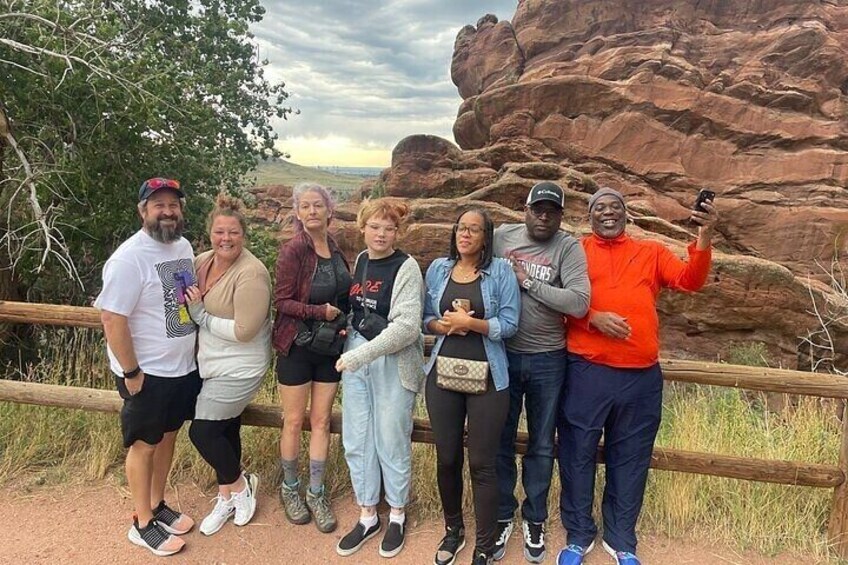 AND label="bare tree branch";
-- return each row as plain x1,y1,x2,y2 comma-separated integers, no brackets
0,107,81,287
802,253,848,376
